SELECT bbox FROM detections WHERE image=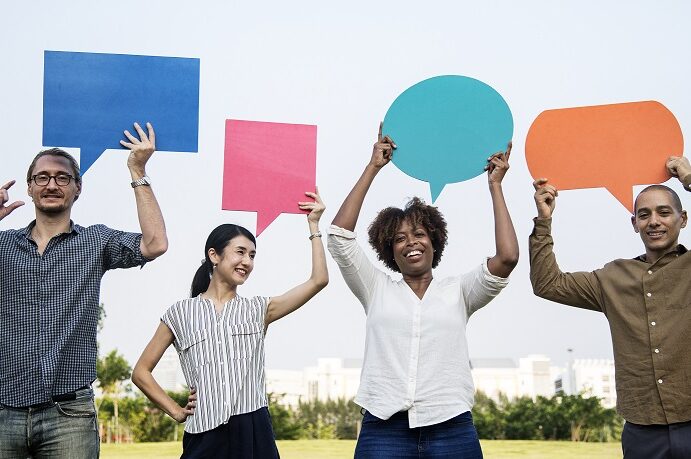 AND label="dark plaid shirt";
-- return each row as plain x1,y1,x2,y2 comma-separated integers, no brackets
0,221,147,407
